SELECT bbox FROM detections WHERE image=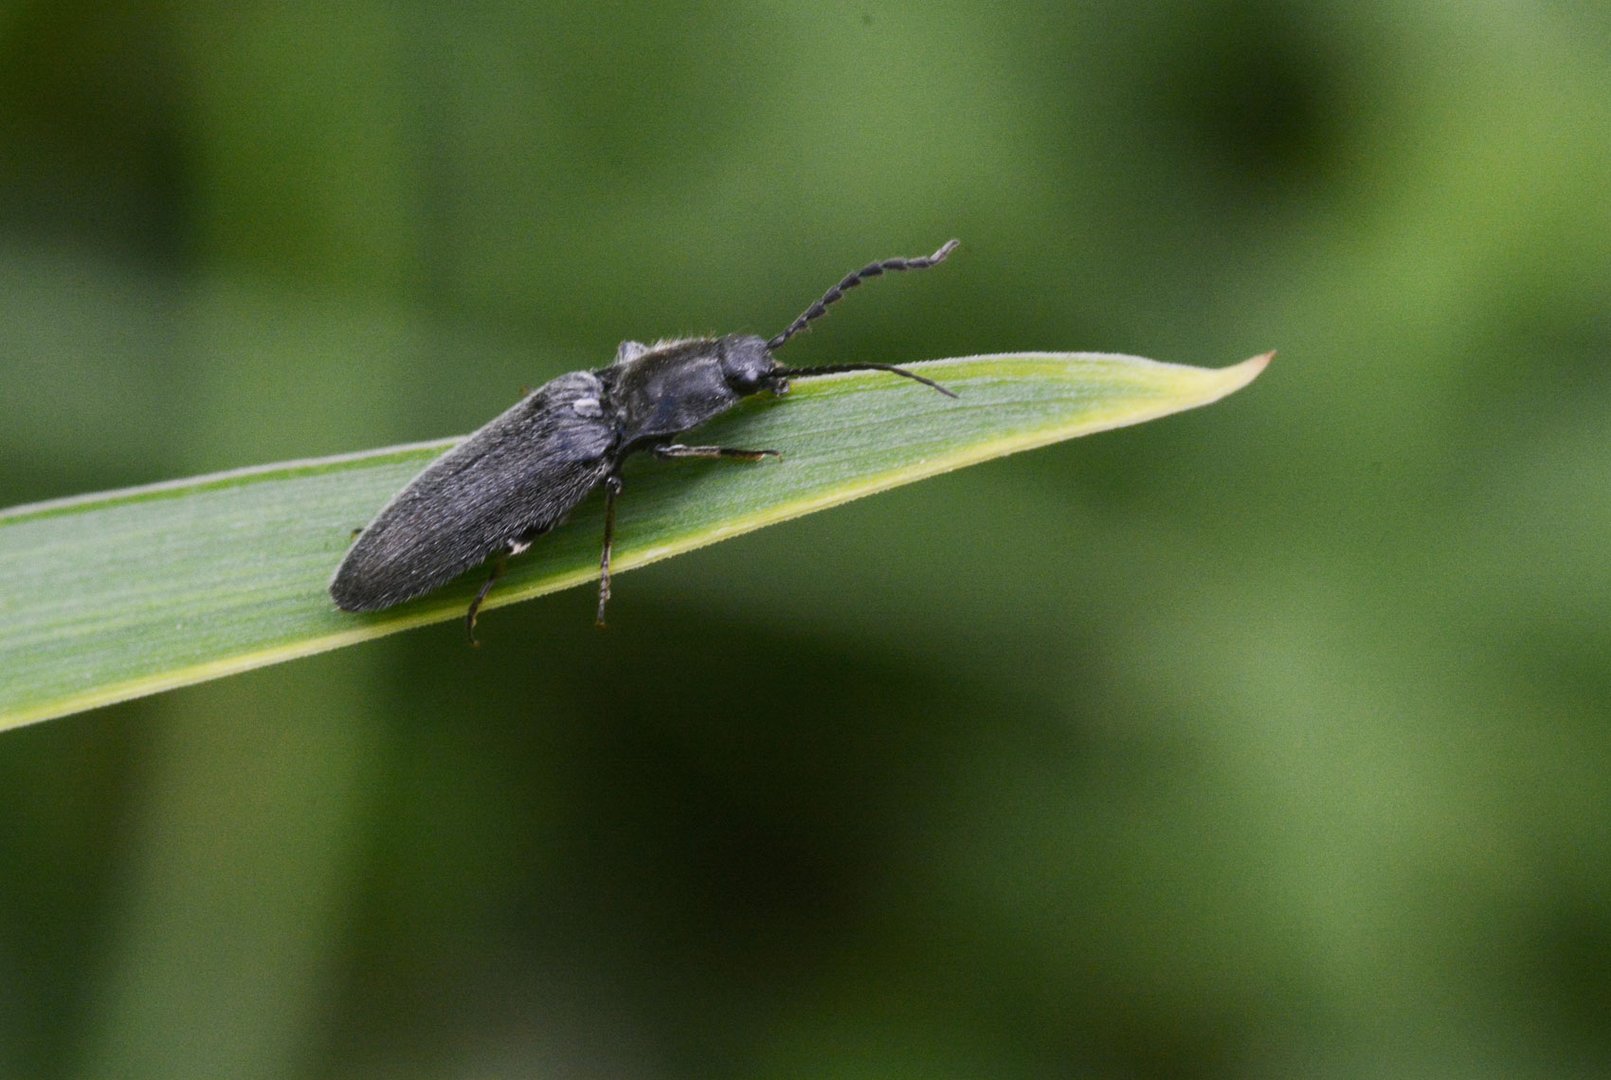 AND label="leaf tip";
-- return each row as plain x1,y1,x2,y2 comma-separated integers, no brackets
1210,350,1274,398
